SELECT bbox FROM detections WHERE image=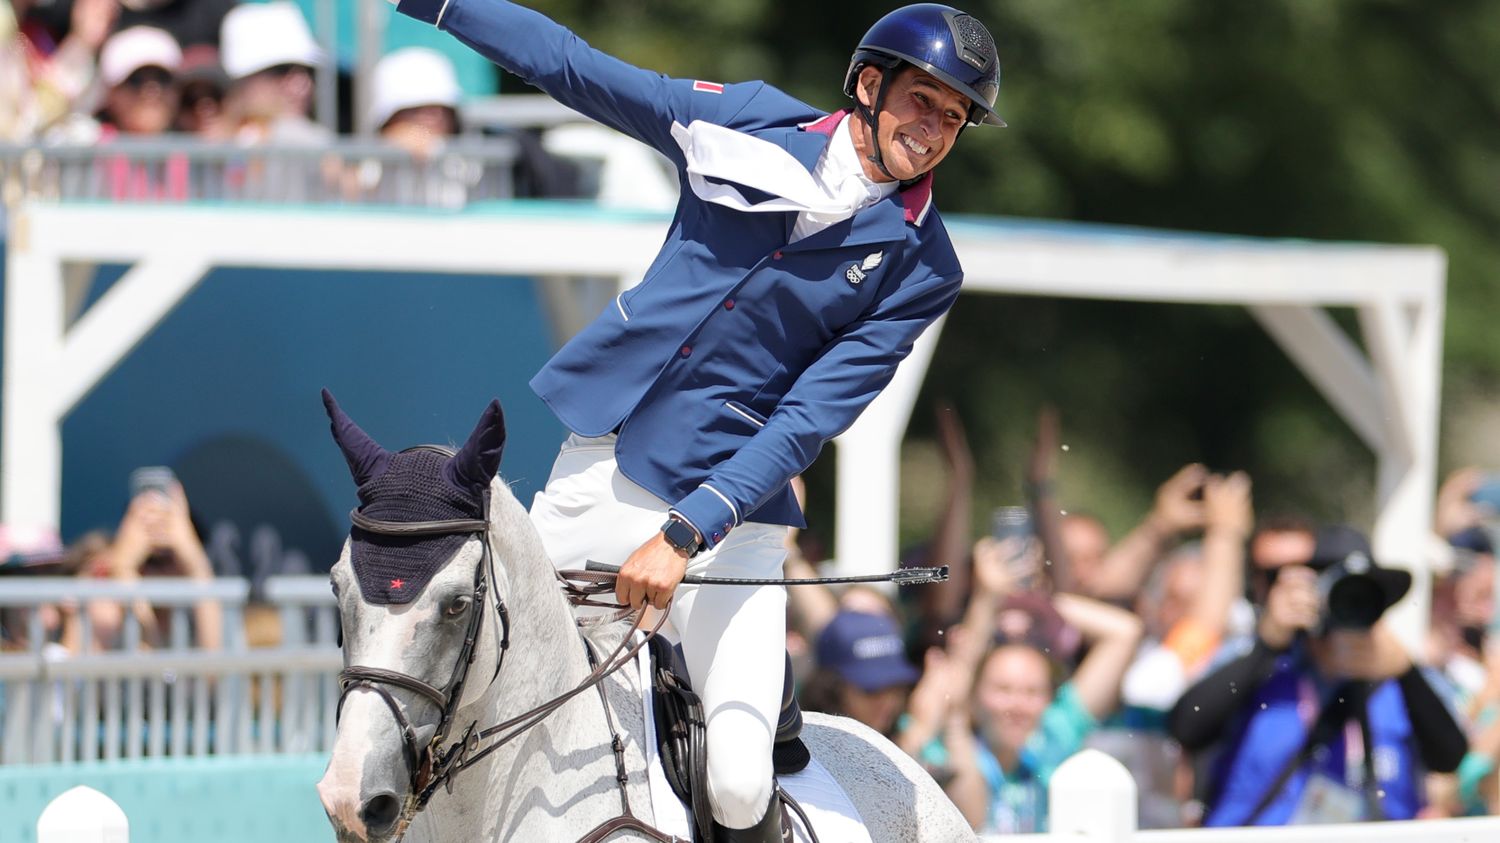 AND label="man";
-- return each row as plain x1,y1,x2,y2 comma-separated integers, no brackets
218,0,326,145
1168,526,1467,826
391,1,1004,839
